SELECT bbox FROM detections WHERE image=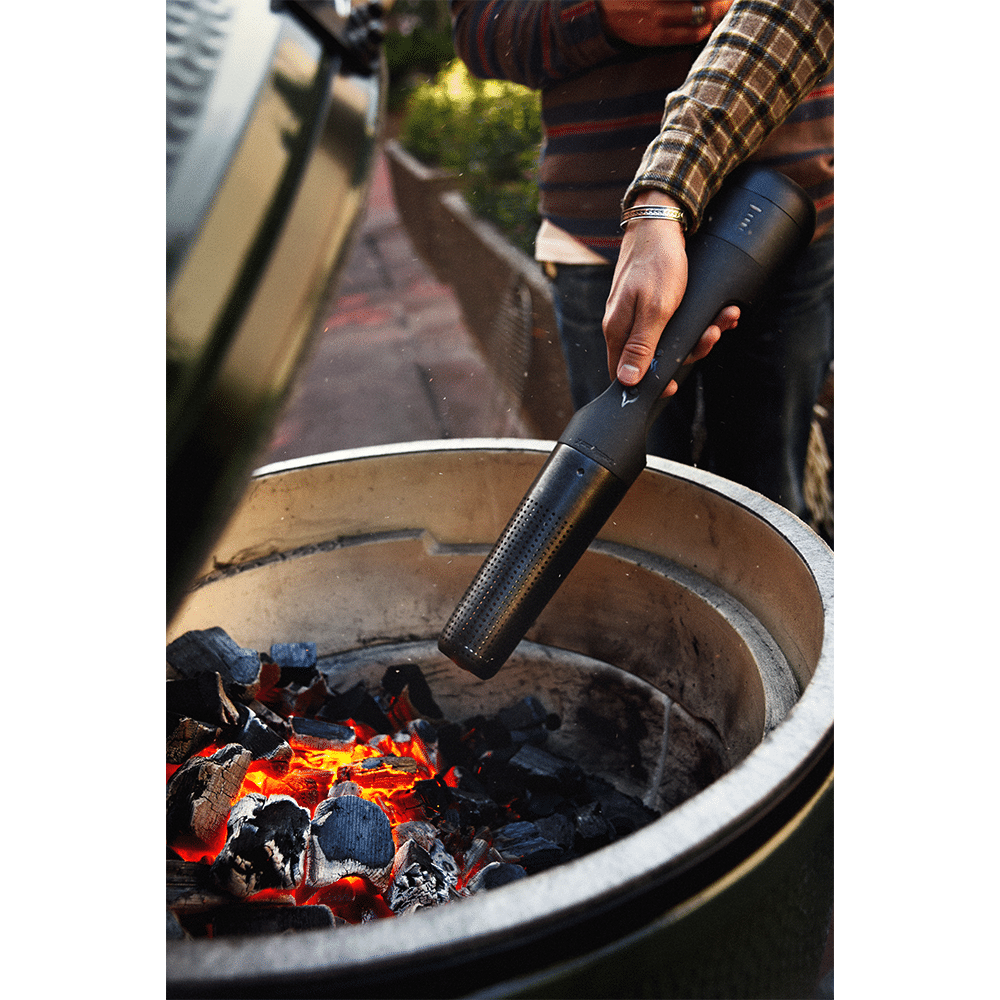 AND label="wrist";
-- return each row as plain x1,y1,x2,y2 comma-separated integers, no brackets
621,189,688,232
